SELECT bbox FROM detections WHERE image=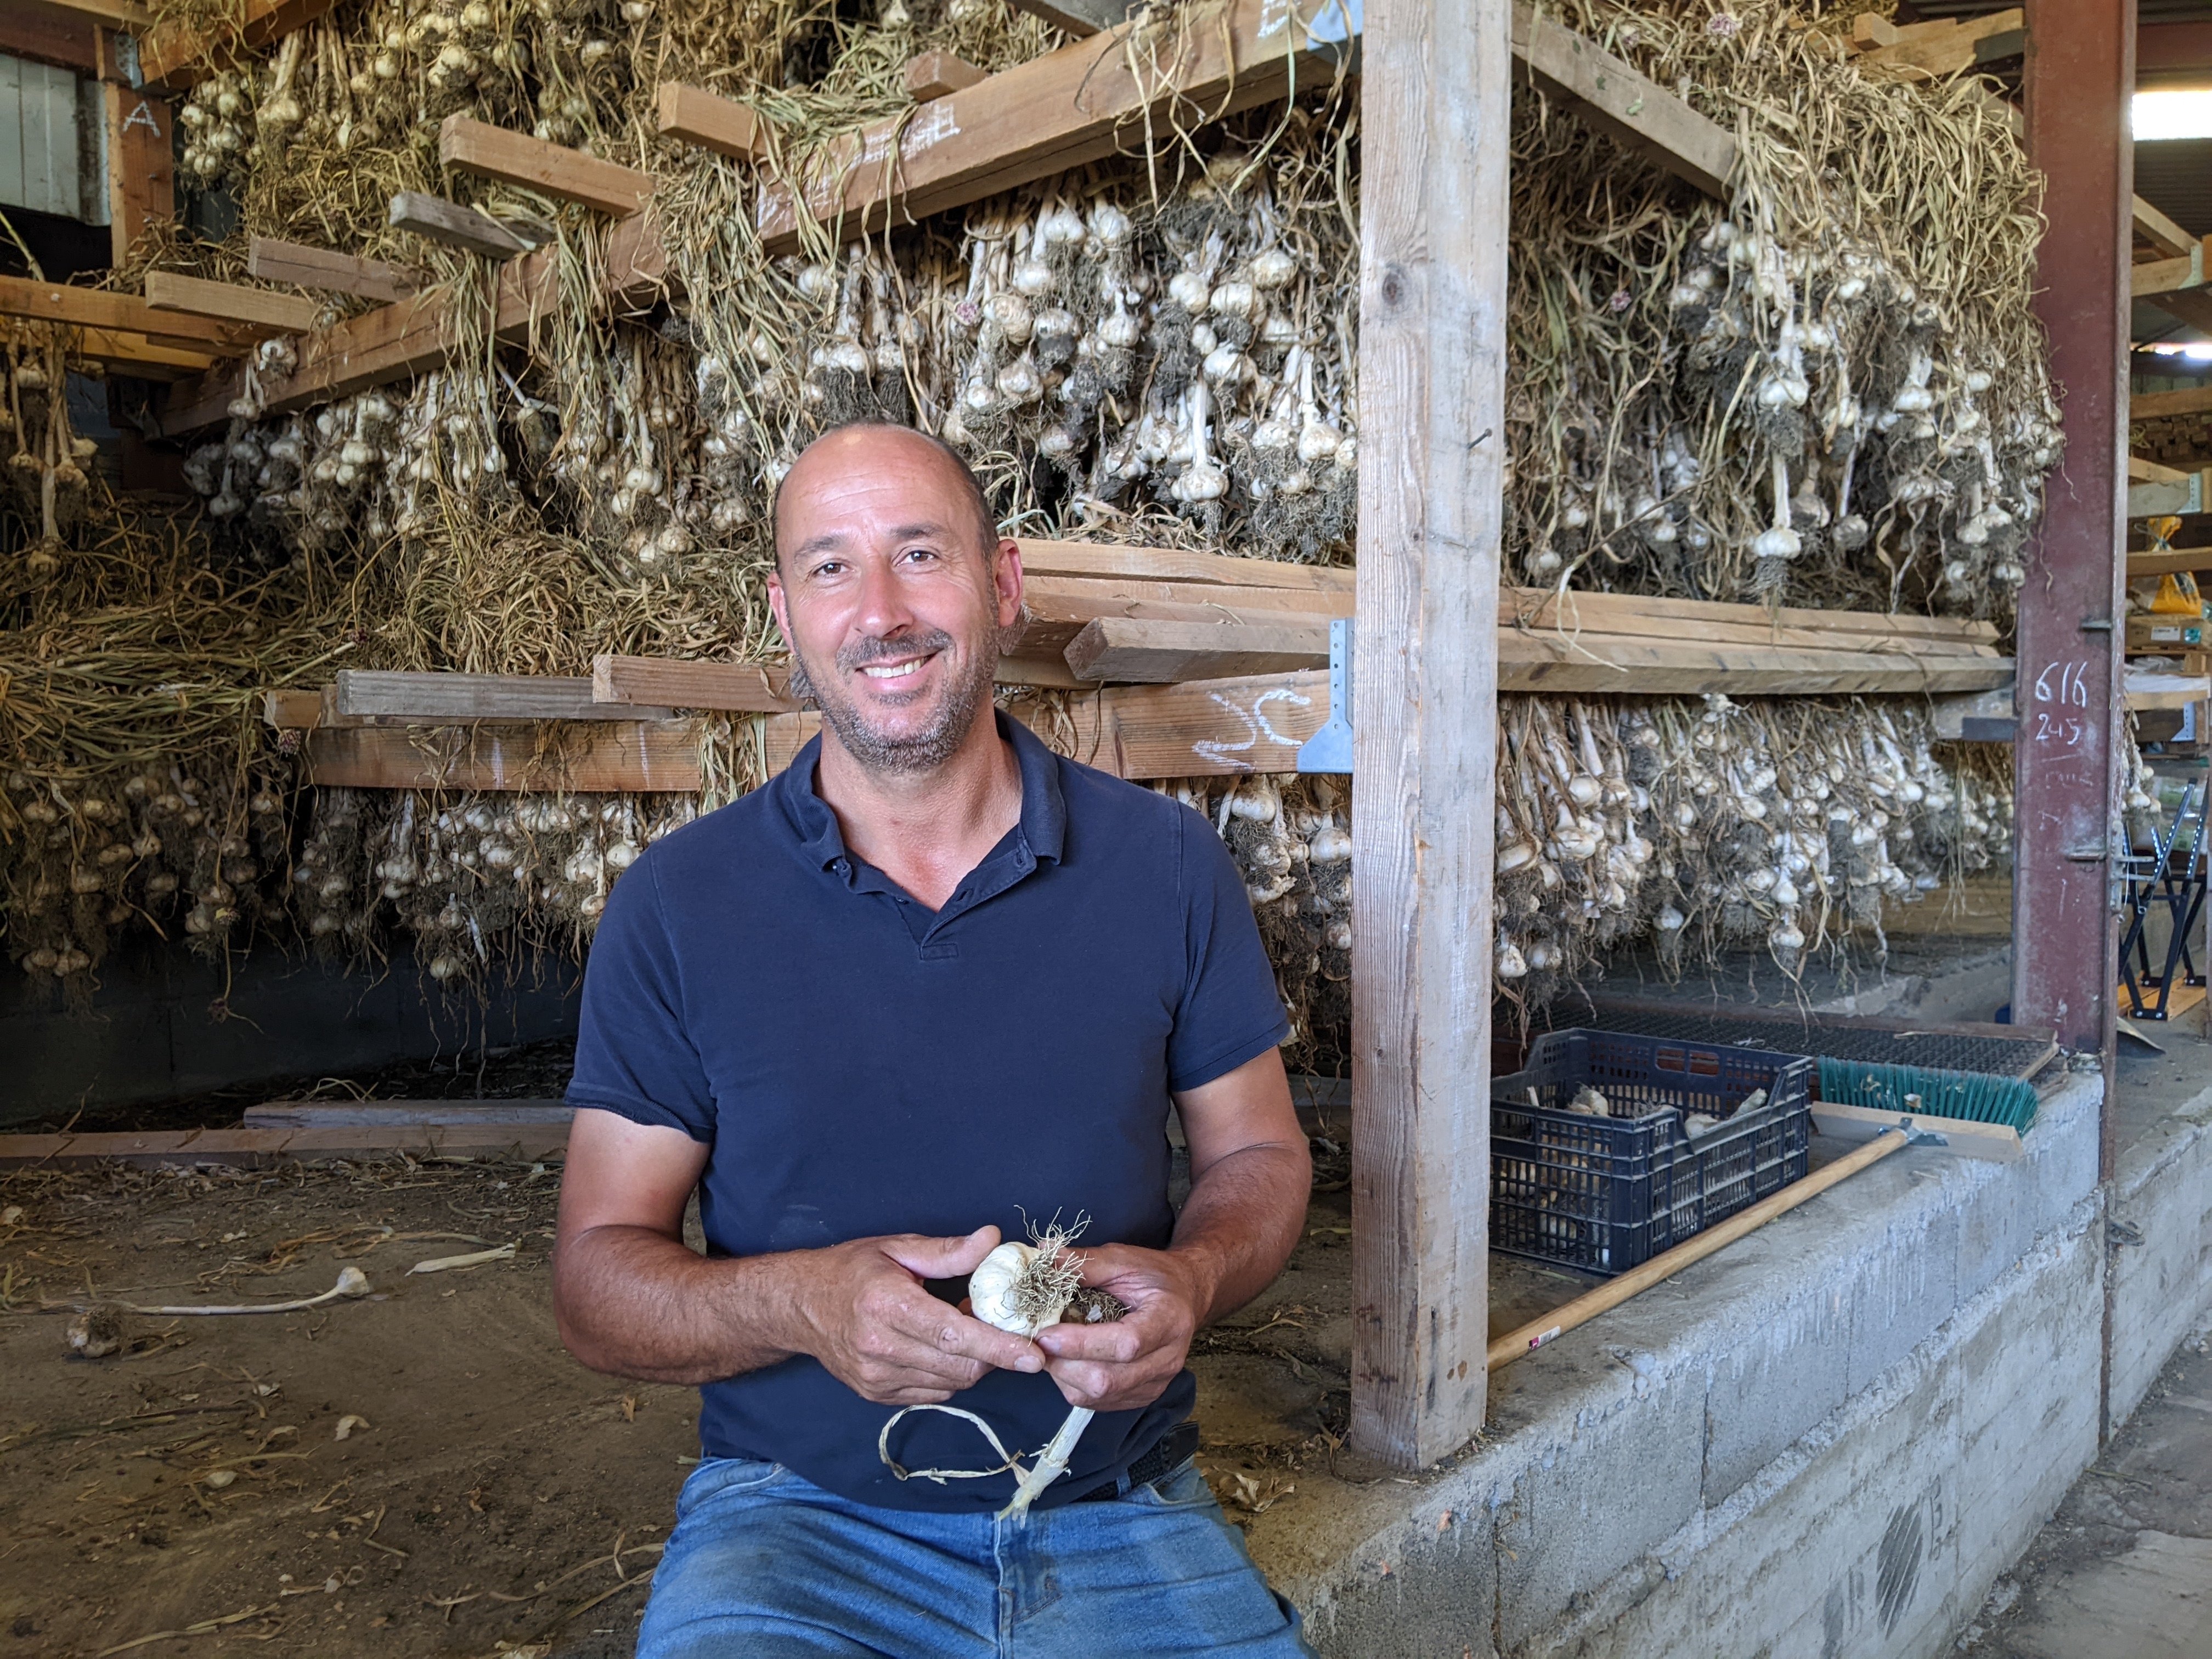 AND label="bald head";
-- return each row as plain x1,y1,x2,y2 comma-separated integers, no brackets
772,422,996,571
